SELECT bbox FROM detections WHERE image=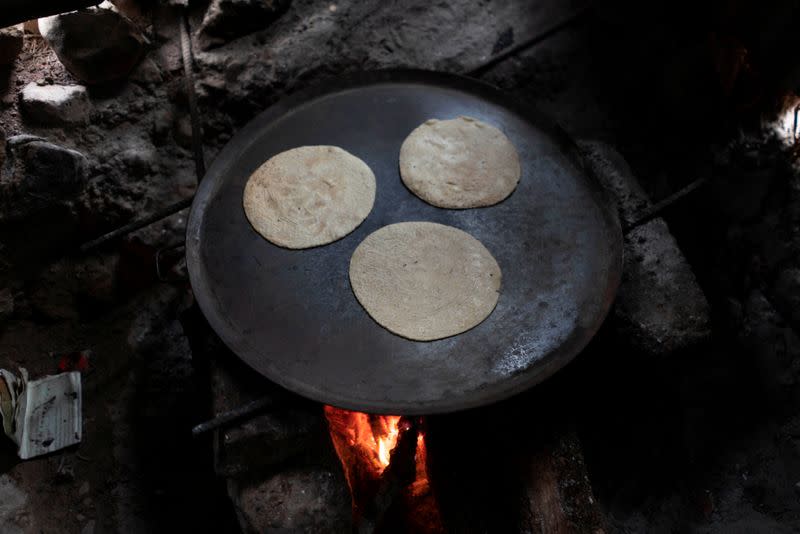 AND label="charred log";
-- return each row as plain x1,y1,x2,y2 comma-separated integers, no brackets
518,428,605,534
